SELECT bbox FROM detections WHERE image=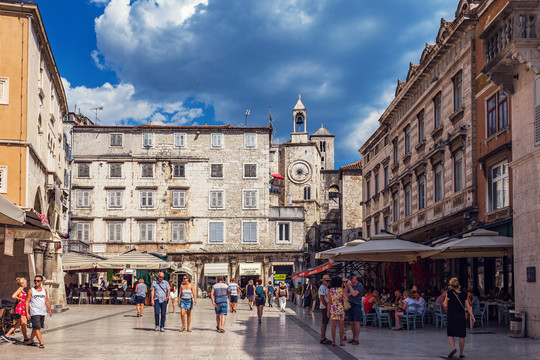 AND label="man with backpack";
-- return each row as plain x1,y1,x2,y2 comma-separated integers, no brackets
278,281,288,312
